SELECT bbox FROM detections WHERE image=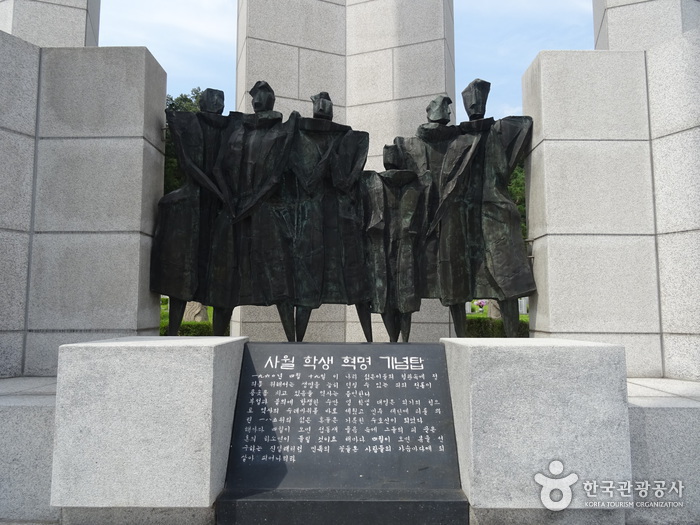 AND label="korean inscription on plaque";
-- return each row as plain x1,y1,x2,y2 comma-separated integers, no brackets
226,343,461,491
